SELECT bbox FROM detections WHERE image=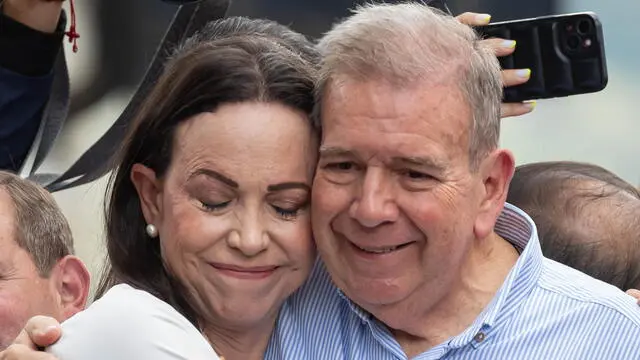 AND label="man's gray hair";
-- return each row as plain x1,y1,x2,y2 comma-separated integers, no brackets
315,2,503,168
0,171,74,276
